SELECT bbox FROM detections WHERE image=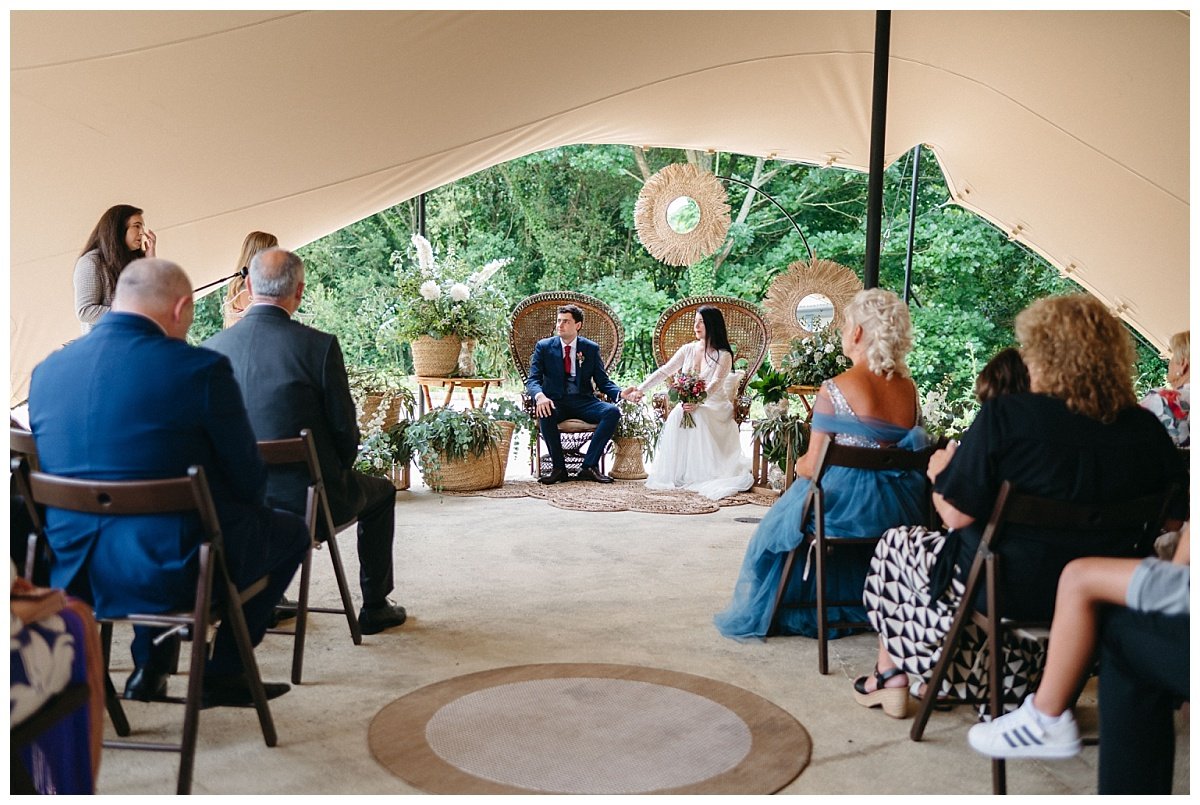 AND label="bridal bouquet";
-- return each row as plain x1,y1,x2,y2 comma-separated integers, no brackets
667,372,708,428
